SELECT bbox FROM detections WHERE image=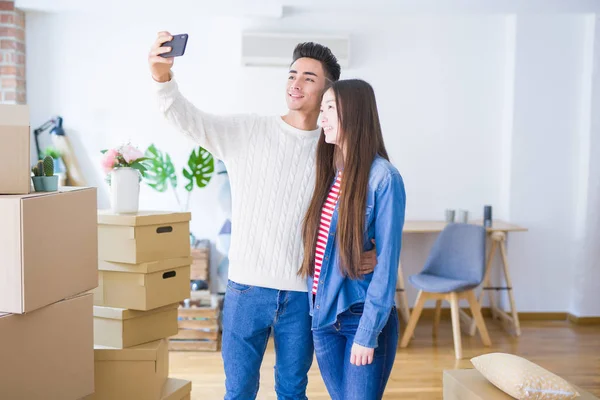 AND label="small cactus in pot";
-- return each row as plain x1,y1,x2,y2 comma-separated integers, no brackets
32,160,44,176
31,156,59,192
43,155,54,177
